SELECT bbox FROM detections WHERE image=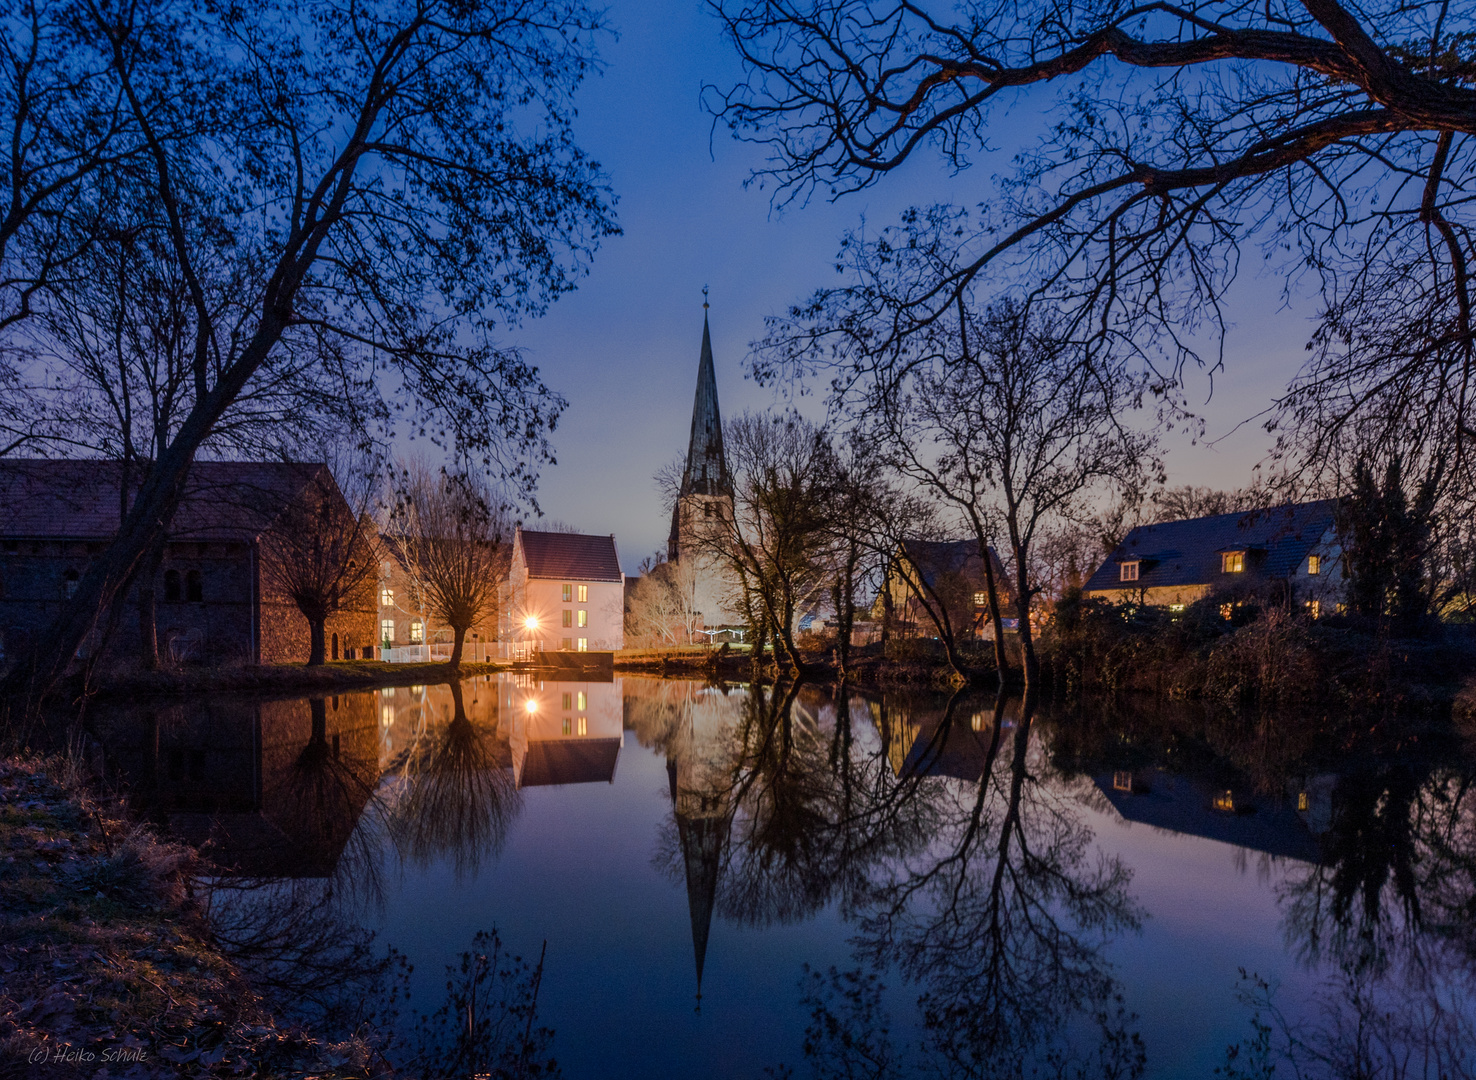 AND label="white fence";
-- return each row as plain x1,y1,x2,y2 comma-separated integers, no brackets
380,642,513,664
